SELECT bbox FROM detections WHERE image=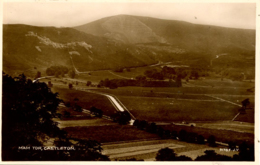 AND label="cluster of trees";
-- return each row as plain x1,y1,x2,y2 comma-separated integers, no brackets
143,66,205,81
98,78,181,89
90,107,103,118
46,65,69,77
133,120,211,145
2,73,109,160
156,147,192,161
111,111,132,125
35,71,41,79
113,67,131,72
